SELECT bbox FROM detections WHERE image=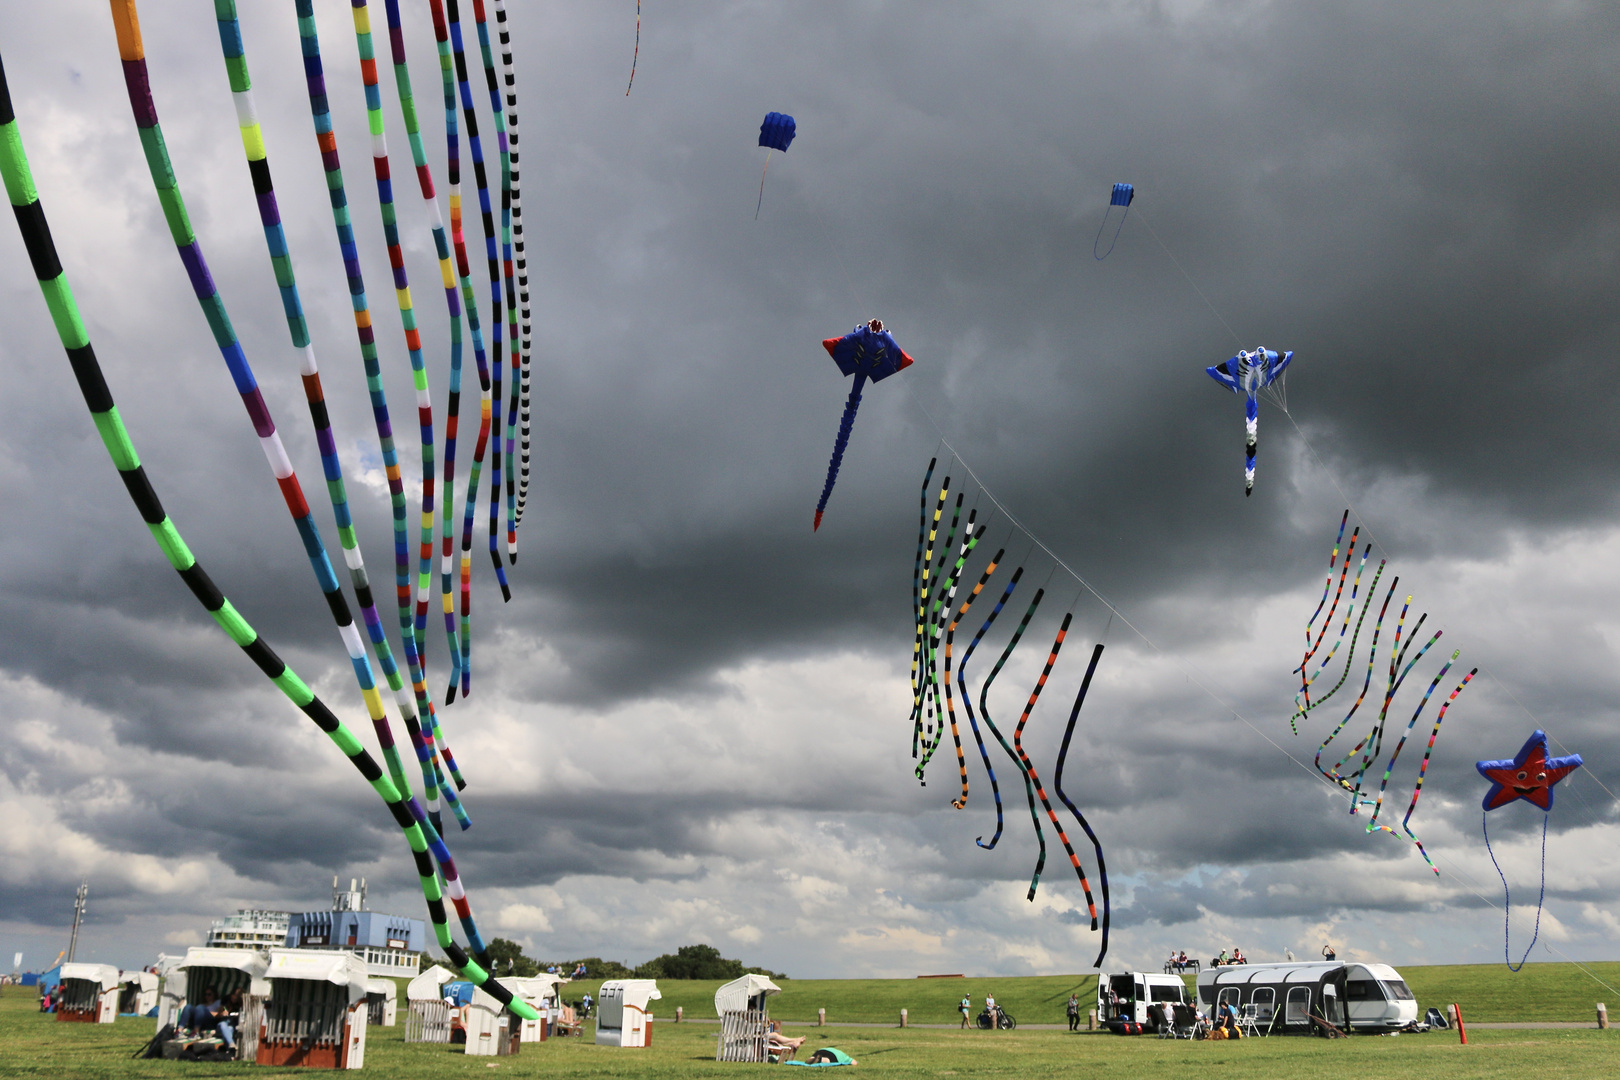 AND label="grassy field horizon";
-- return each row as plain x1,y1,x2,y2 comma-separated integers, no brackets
2,981,1613,1080
542,960,1619,1026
